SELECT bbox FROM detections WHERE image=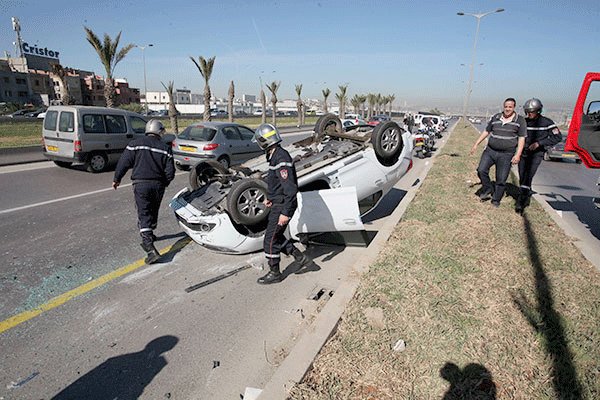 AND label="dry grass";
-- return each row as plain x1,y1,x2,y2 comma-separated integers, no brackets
290,122,600,399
